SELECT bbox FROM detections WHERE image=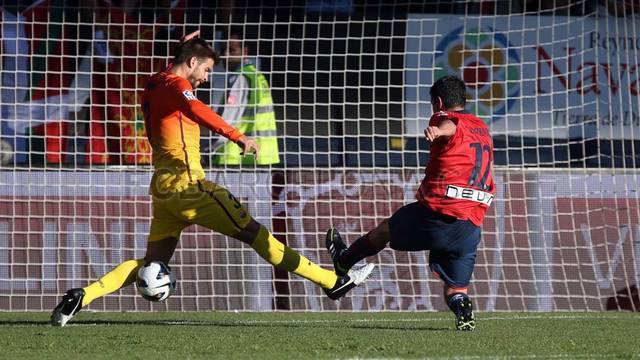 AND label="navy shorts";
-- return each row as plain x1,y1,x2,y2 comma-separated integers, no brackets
388,202,481,288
